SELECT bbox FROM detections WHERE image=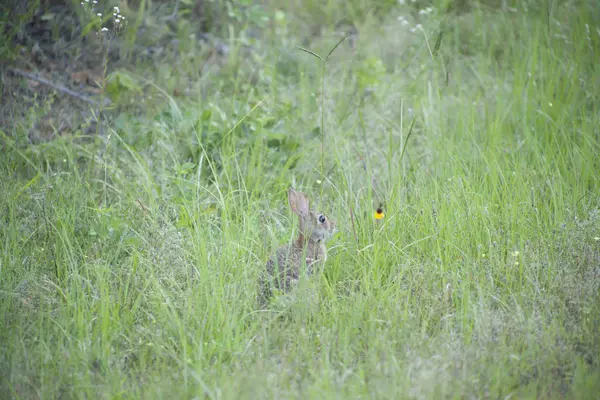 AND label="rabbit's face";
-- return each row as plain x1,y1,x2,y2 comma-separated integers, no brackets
302,211,336,242
287,188,335,243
